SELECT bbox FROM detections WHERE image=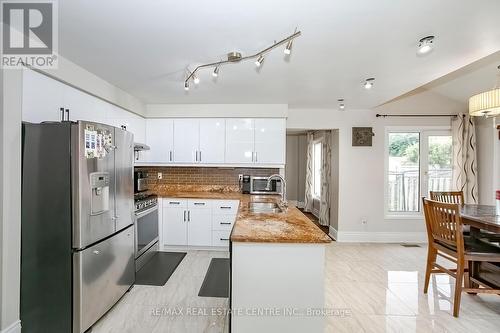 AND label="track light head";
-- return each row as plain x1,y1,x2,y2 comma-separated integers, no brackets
184,81,189,91
255,55,264,67
364,78,375,90
284,40,293,55
193,75,200,85
212,66,220,78
417,36,435,55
